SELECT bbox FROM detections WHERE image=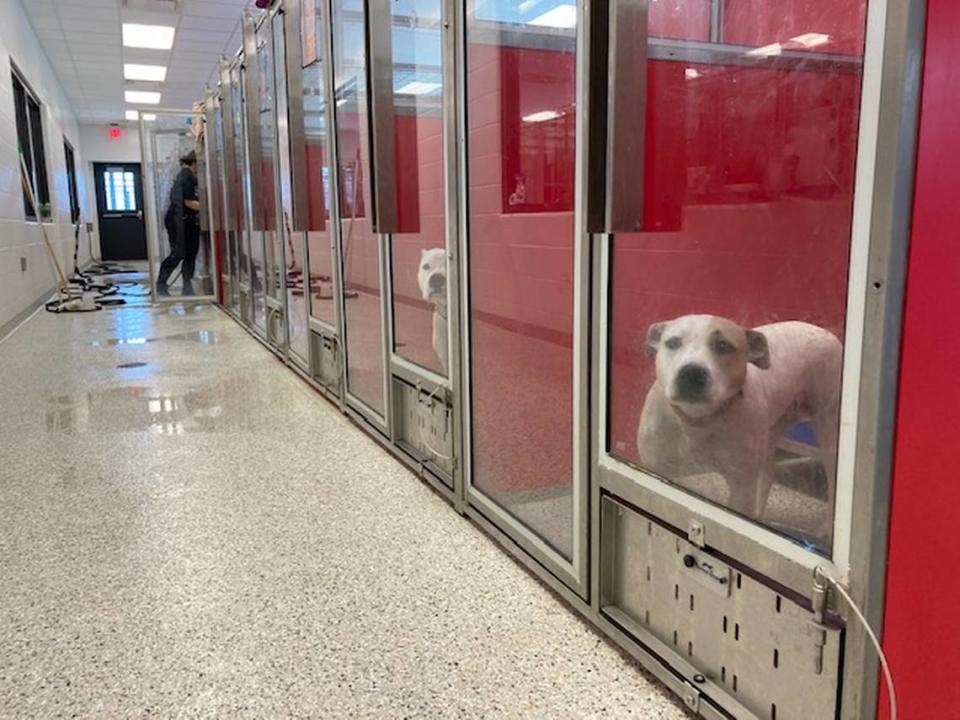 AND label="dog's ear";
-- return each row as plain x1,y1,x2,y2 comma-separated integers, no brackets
746,329,770,369
645,322,666,357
